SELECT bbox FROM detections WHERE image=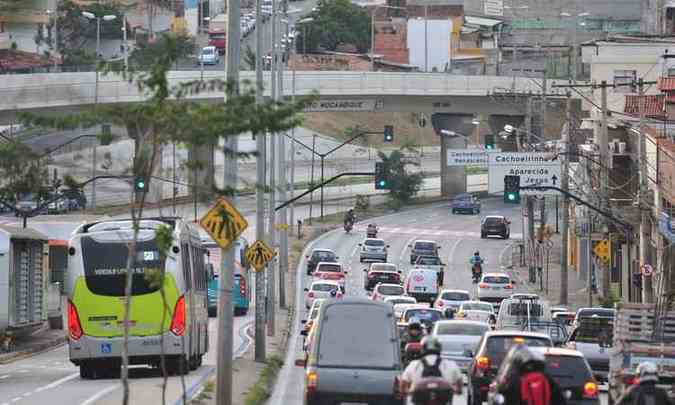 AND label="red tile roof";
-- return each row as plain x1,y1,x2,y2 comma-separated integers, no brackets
0,49,58,72
624,94,665,117
659,77,675,91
